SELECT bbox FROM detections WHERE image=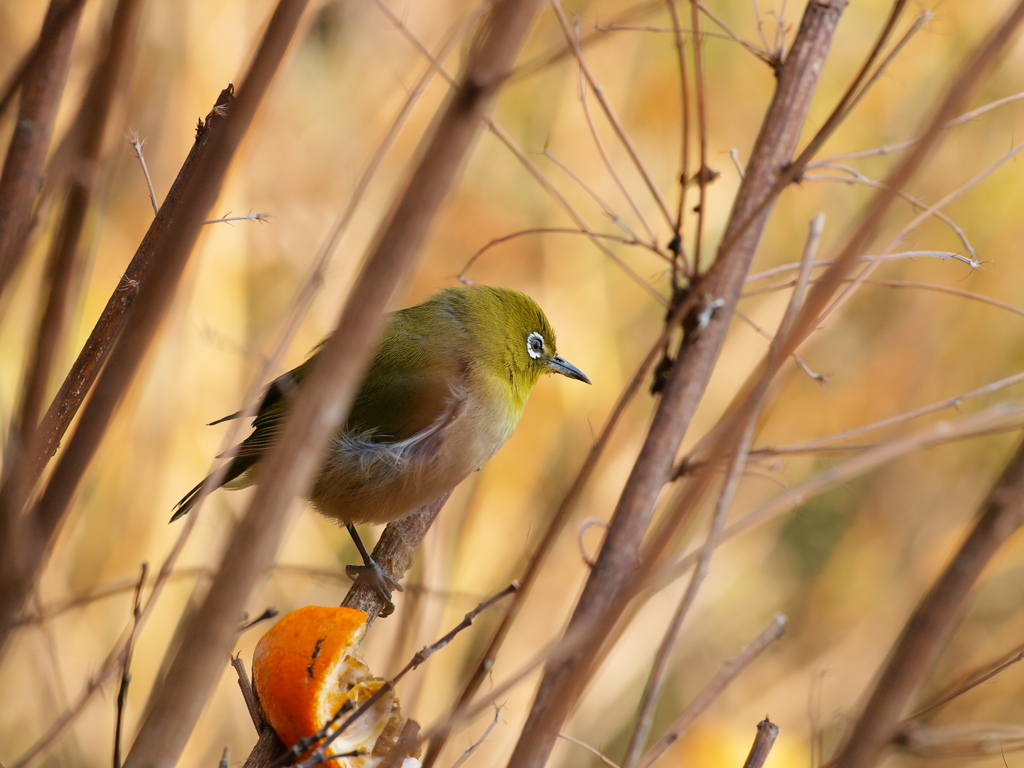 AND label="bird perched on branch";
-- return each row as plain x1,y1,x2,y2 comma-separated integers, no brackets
171,285,589,609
